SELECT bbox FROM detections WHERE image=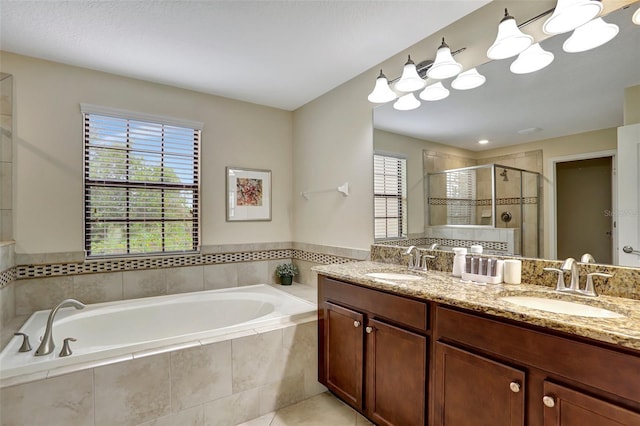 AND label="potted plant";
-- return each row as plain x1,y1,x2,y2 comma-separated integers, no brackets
275,262,298,285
